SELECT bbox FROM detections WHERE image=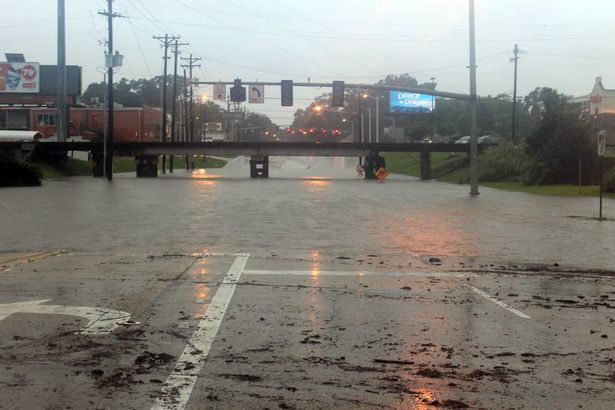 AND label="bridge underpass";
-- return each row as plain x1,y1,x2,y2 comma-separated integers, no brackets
22,140,480,180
